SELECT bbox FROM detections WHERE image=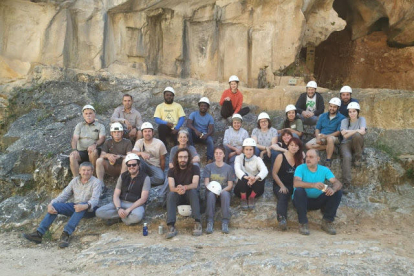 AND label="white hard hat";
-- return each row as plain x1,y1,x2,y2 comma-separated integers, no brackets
232,114,243,121
163,86,175,94
198,97,210,106
306,81,317,89
110,122,124,132
229,75,240,83
82,104,96,112
257,112,270,121
242,138,257,147
329,97,341,107
177,205,192,216
340,85,352,93
141,122,154,130
206,181,222,196
285,104,296,113
347,102,360,110
125,153,140,163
